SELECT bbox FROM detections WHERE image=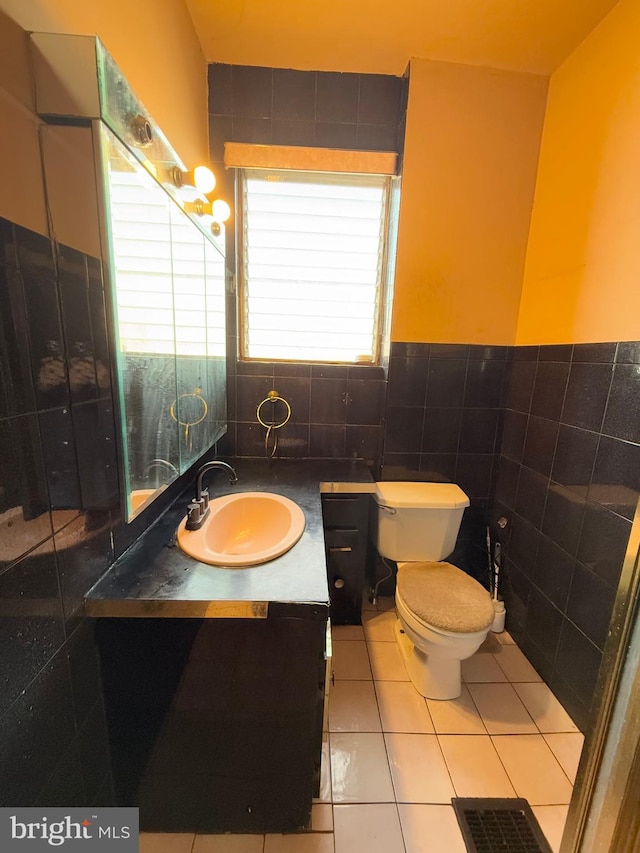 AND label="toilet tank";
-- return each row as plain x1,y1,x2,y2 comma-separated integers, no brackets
375,482,469,562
